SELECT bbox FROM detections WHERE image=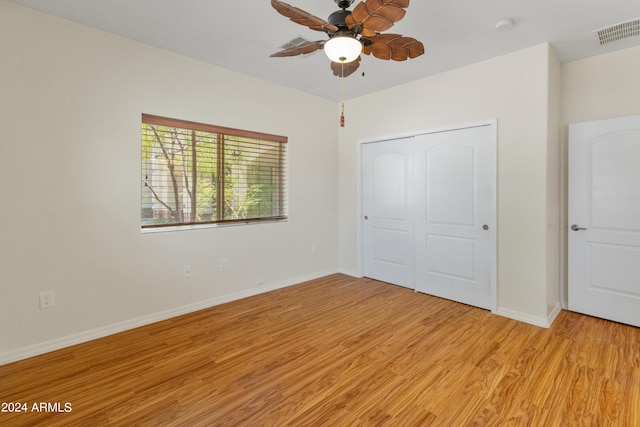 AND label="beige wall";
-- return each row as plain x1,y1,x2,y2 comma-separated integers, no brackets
0,1,339,363
562,45,640,125
338,44,562,325
559,45,640,305
546,47,563,317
